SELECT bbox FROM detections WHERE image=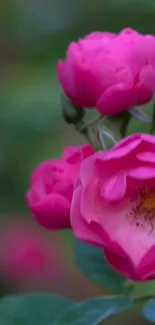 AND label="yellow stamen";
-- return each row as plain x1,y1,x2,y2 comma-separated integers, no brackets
141,195,155,210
